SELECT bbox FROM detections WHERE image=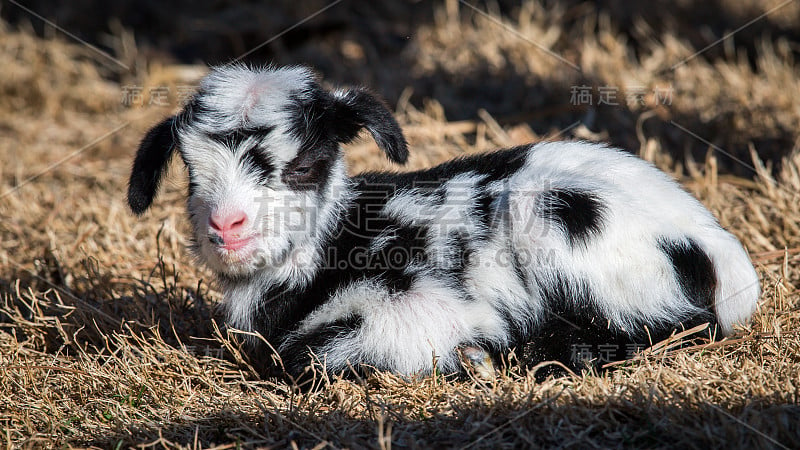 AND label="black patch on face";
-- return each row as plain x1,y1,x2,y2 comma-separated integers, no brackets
241,146,276,185
281,142,337,192
282,87,344,192
280,315,364,379
206,125,276,151
538,189,605,247
659,238,718,311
